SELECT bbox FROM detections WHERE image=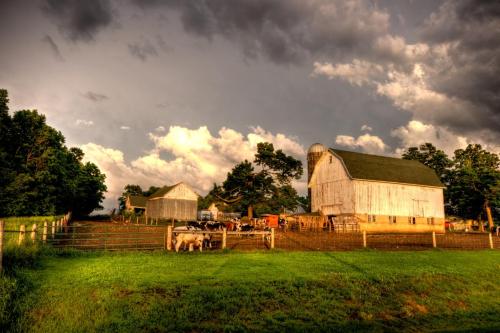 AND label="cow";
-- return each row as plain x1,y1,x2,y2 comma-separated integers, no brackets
187,221,204,229
204,221,223,231
173,226,208,252
223,221,237,231
238,224,255,232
